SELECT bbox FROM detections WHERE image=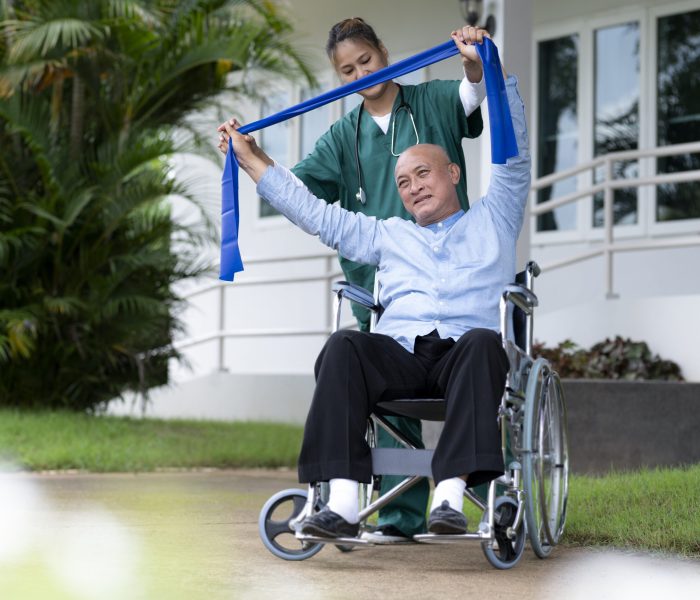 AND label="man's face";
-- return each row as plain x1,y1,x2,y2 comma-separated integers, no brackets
394,145,461,227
